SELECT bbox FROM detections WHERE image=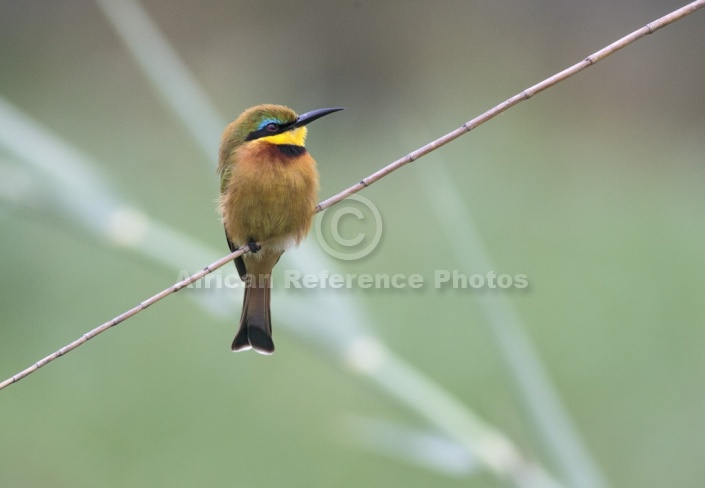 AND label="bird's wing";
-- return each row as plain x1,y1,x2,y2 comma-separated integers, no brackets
224,226,247,279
